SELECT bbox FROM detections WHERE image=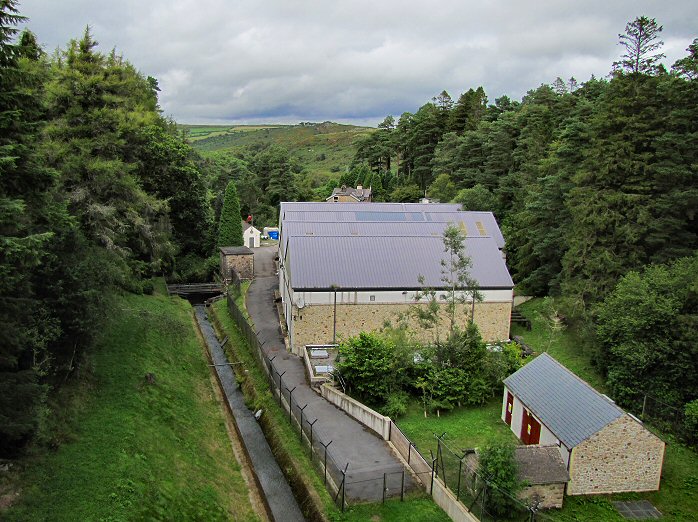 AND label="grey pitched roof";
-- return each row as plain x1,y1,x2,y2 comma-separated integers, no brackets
286,235,513,290
504,353,624,448
280,212,505,251
220,246,253,255
514,446,570,485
